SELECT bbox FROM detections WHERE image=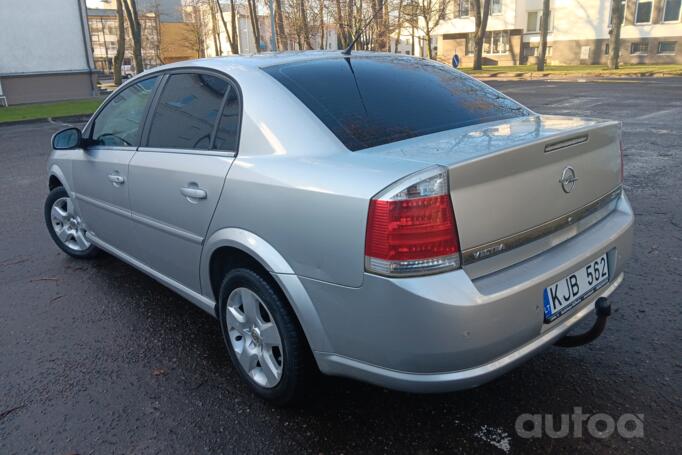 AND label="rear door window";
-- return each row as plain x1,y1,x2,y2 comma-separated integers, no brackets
263,56,529,151
146,73,229,150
